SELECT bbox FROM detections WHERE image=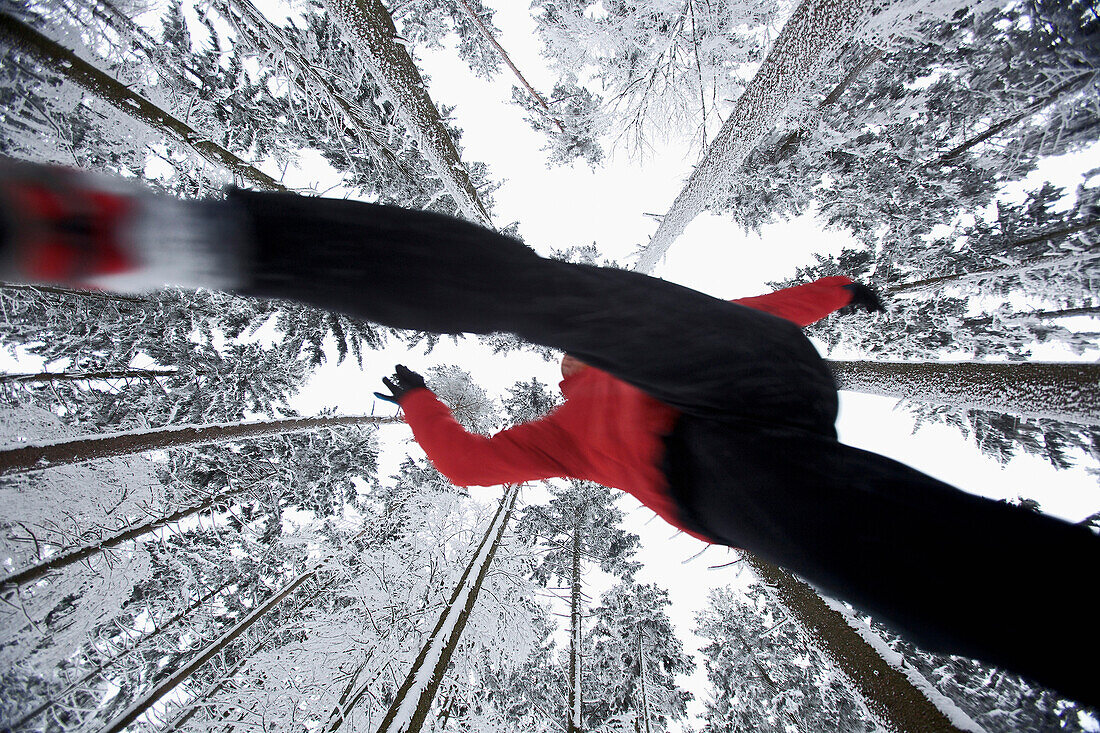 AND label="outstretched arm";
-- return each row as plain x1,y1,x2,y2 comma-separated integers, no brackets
732,276,882,327
377,367,578,488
